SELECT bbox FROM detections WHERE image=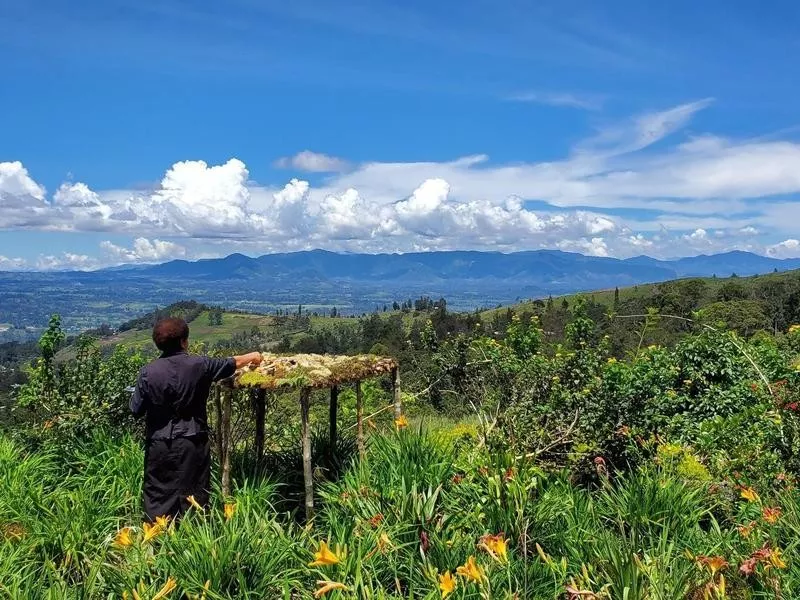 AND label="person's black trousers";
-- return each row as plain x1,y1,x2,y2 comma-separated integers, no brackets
143,433,211,522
